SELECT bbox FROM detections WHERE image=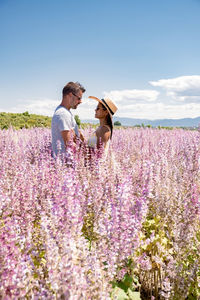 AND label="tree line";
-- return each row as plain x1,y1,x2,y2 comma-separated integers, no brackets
0,112,123,130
